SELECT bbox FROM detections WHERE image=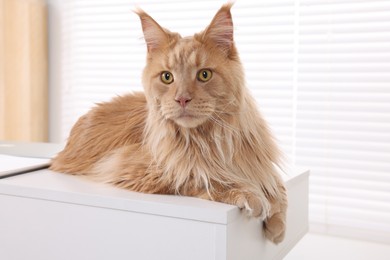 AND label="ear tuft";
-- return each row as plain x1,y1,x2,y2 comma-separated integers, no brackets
201,2,234,54
134,8,169,52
